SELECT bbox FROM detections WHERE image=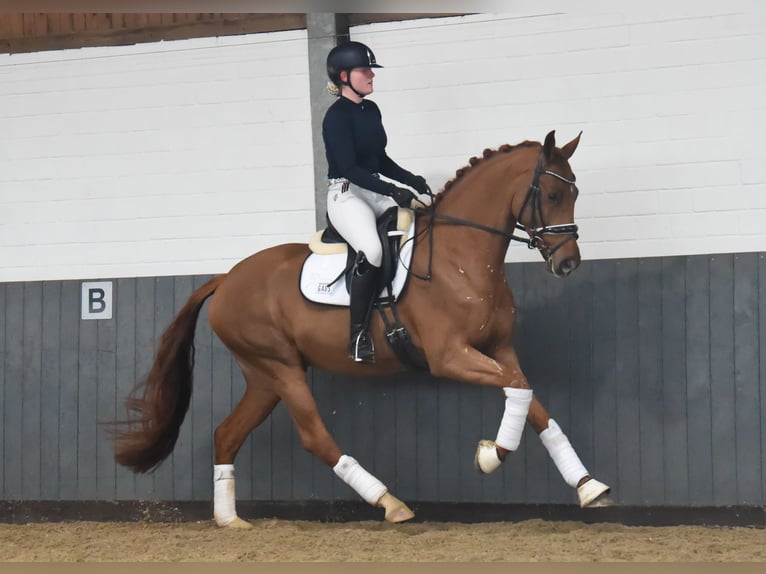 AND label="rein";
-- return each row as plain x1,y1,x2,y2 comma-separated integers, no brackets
405,150,579,281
